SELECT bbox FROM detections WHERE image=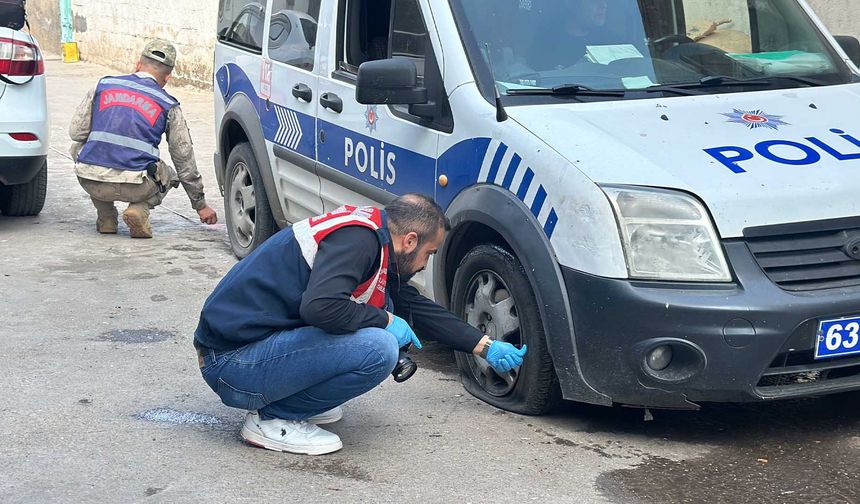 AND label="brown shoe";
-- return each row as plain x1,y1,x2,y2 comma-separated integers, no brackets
92,201,118,234
96,216,118,234
122,206,153,239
